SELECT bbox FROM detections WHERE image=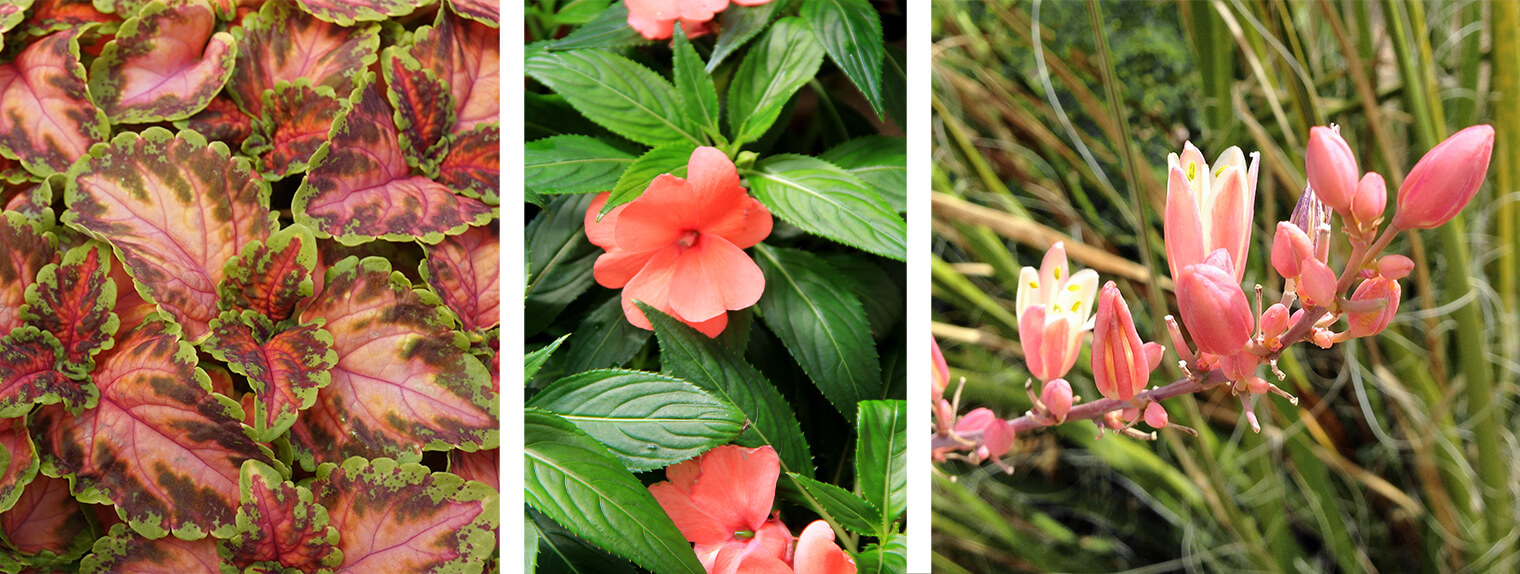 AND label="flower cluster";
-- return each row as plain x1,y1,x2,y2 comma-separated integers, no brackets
649,445,857,574
627,0,775,40
932,124,1494,468
585,146,773,337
